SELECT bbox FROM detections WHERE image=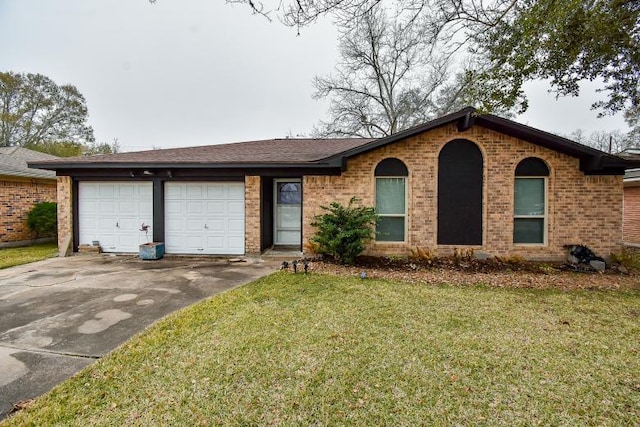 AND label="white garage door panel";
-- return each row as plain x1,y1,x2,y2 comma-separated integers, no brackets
165,200,182,214
228,236,245,249
164,182,245,255
206,202,224,215
79,182,153,253
228,218,244,232
187,219,205,232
